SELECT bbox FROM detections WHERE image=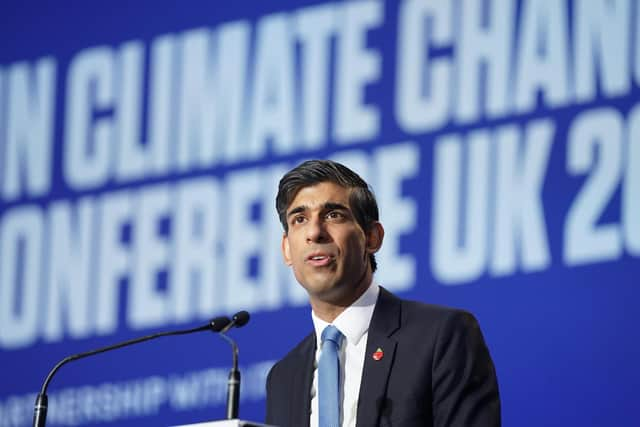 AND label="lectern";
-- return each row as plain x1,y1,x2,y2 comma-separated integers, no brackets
173,420,275,427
